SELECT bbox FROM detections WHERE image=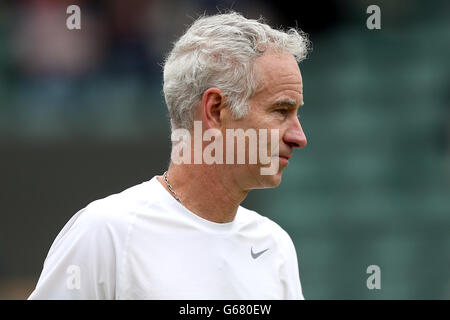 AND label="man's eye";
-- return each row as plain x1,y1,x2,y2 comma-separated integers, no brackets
276,109,288,115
